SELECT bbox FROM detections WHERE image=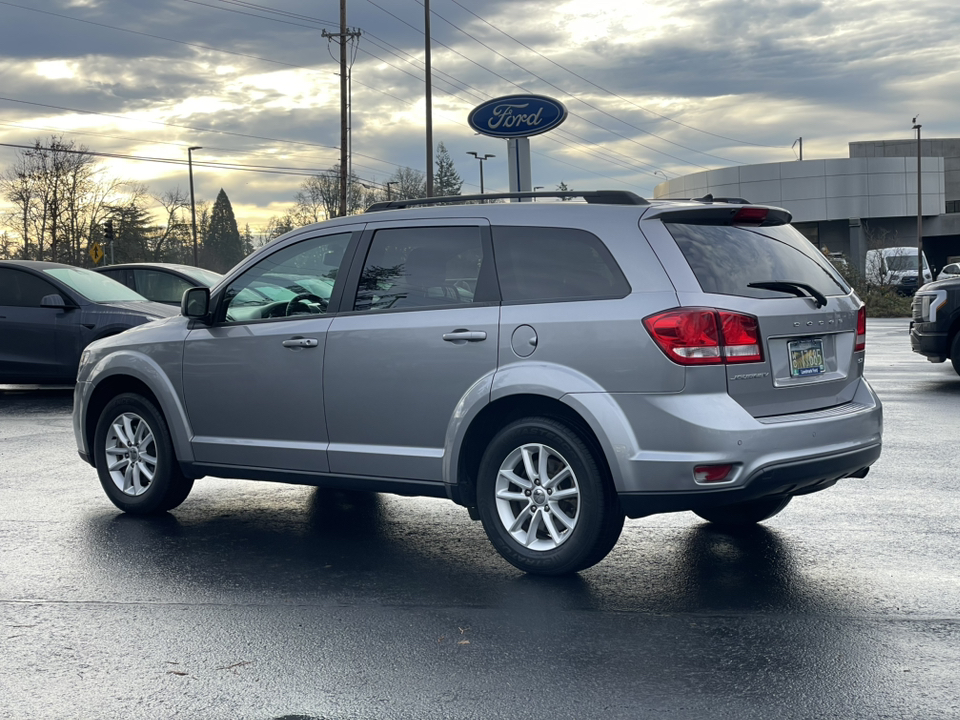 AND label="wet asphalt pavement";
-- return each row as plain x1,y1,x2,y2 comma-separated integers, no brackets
1,318,958,719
